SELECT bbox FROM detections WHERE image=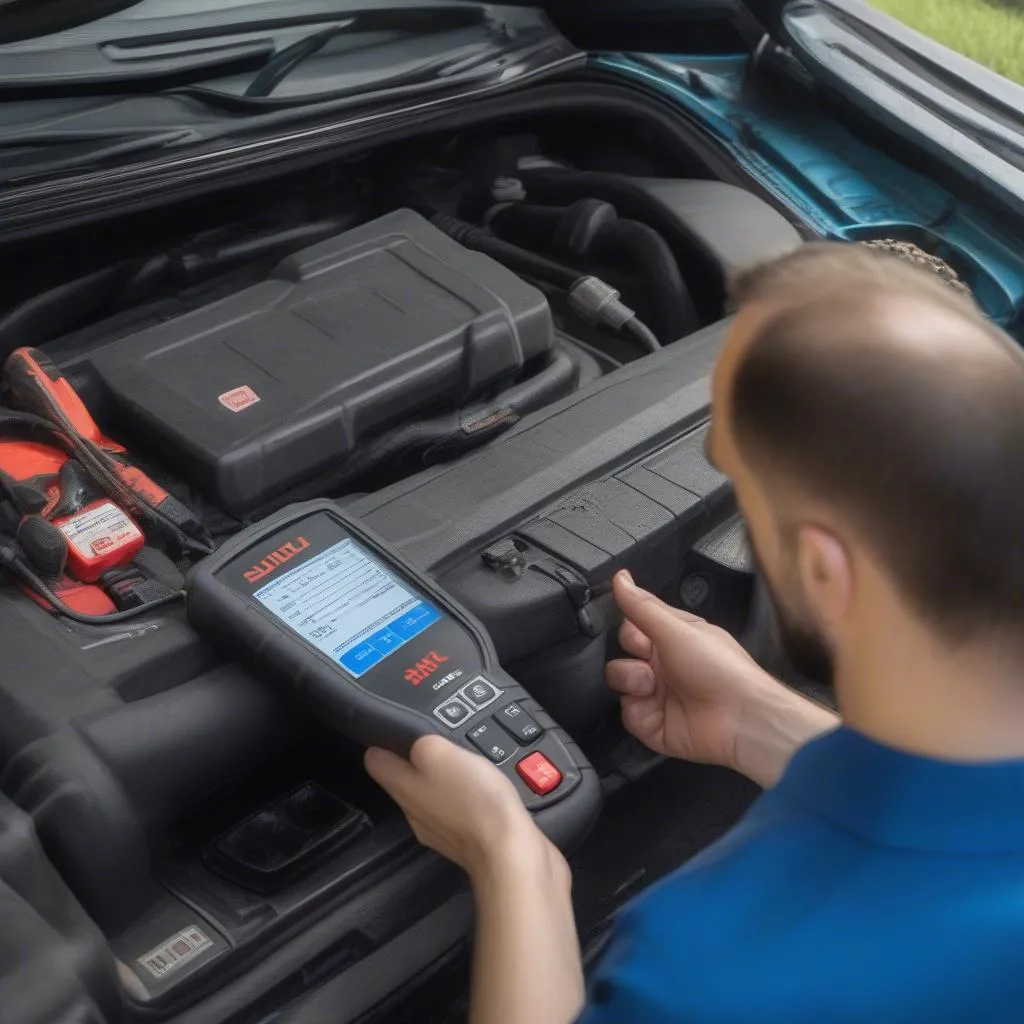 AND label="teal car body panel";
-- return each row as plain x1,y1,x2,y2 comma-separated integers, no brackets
596,52,1024,336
